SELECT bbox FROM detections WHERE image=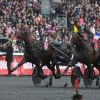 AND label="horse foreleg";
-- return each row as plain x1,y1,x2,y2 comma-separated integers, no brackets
36,63,47,80
55,64,61,78
51,58,62,79
49,65,59,79
45,75,53,87
44,62,55,87
11,57,26,72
